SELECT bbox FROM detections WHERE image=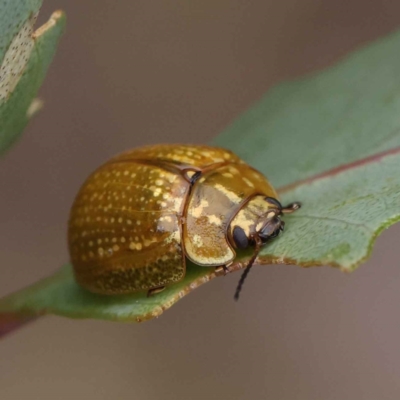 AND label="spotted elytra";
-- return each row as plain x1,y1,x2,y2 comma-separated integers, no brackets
68,144,300,299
